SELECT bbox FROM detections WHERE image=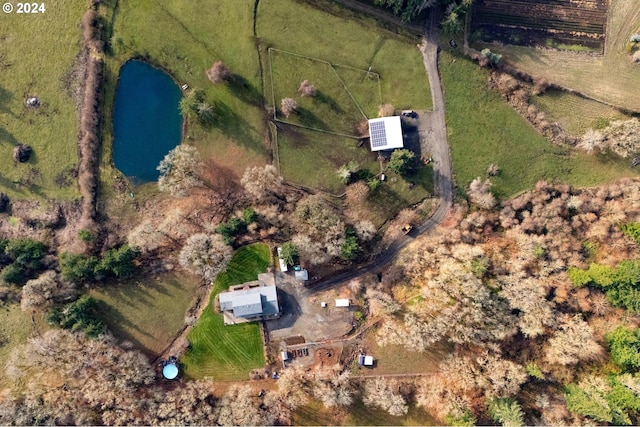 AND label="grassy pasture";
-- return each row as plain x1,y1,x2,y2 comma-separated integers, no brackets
0,1,85,199
102,0,268,196
269,49,378,135
257,0,431,111
0,304,43,388
181,244,270,381
89,272,201,356
275,125,378,194
532,90,630,136
440,52,640,198
472,0,640,112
